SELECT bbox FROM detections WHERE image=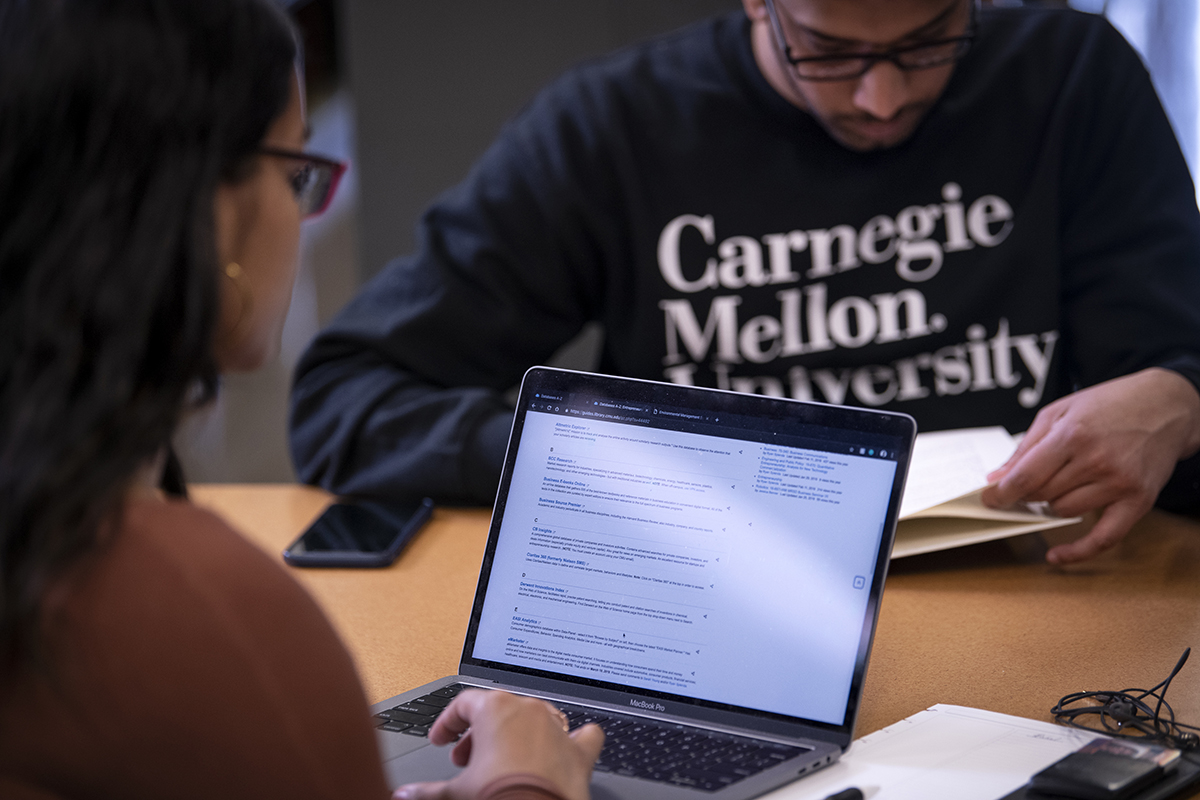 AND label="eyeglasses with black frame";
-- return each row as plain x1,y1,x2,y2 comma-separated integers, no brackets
258,147,348,218
763,0,977,82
